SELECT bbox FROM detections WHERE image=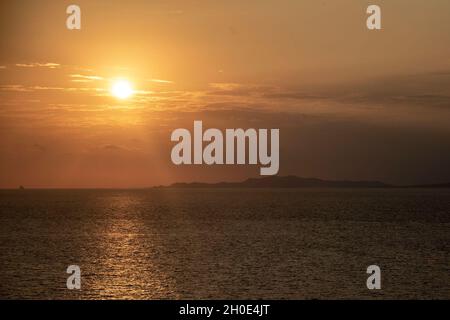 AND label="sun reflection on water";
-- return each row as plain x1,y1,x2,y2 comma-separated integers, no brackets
86,192,178,299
